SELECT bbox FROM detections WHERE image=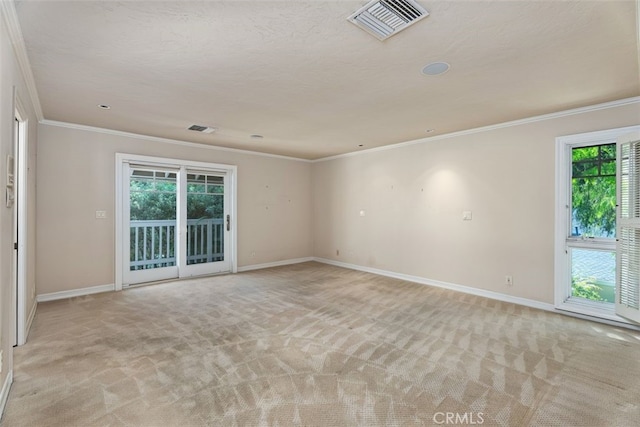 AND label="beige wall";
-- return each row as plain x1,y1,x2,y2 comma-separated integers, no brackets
312,103,640,305
0,6,39,396
36,124,312,295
